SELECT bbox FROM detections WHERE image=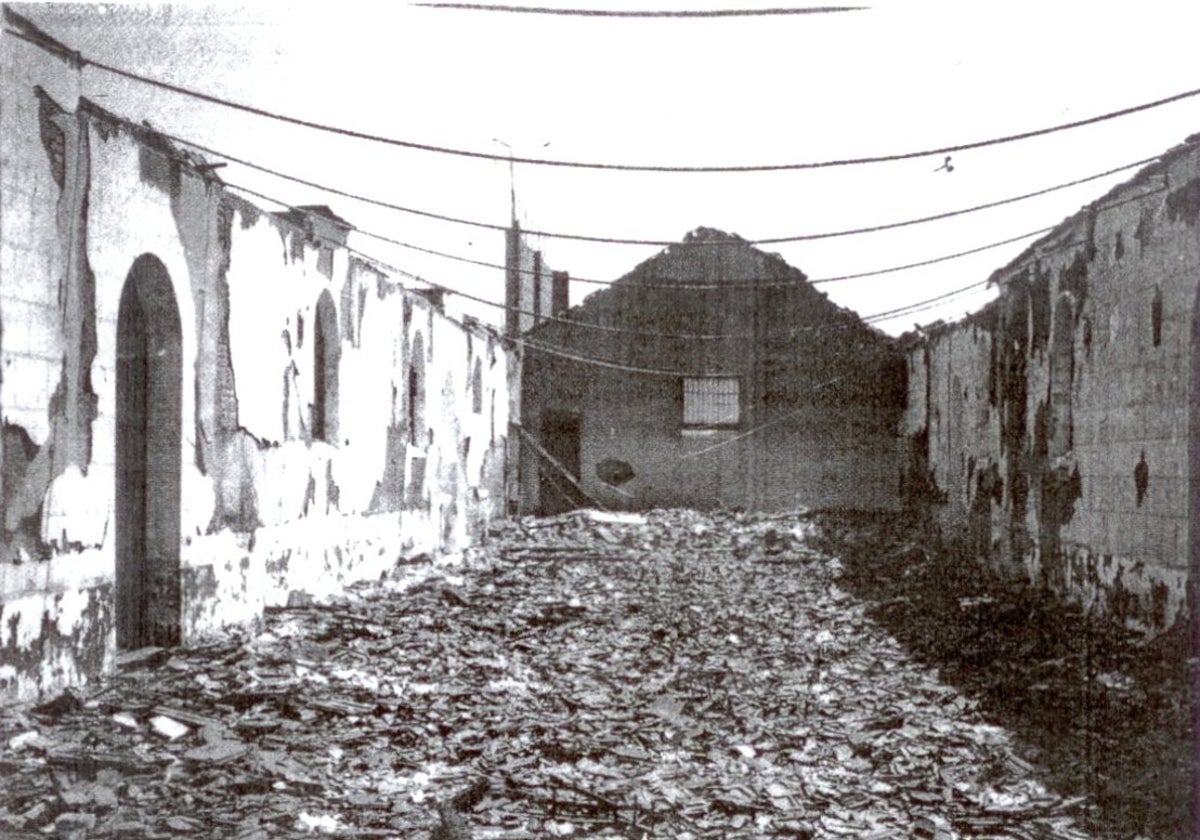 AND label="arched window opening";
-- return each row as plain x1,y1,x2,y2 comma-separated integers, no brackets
312,291,339,443
471,357,483,414
409,332,426,446
116,254,182,649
